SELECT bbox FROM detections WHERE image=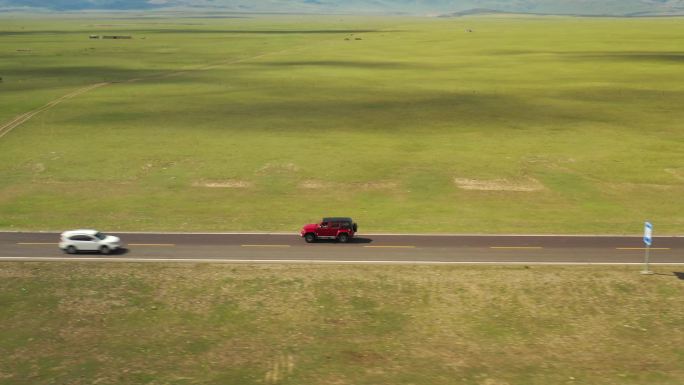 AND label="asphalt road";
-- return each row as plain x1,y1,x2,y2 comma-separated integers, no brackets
1,232,683,264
